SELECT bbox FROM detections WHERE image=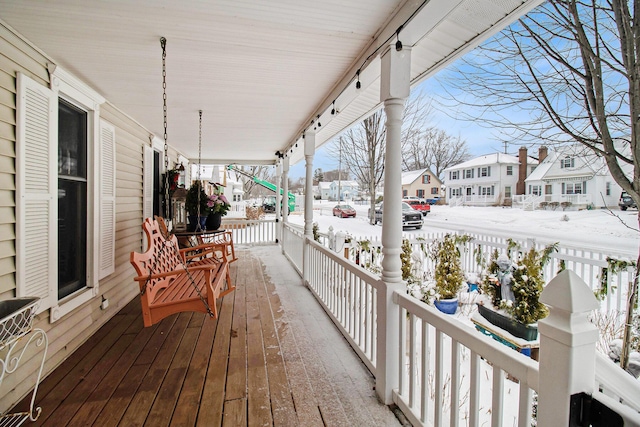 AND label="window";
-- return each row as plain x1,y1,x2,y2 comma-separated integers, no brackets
403,189,407,197
431,187,439,195
560,156,575,168
416,189,425,198
606,182,611,196
58,99,88,299
479,166,491,177
422,175,430,184
505,186,512,198
545,184,552,195
450,188,462,197
17,71,112,320
479,186,494,196
464,169,474,179
530,185,542,196
563,182,583,194
506,166,513,176
450,170,459,180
